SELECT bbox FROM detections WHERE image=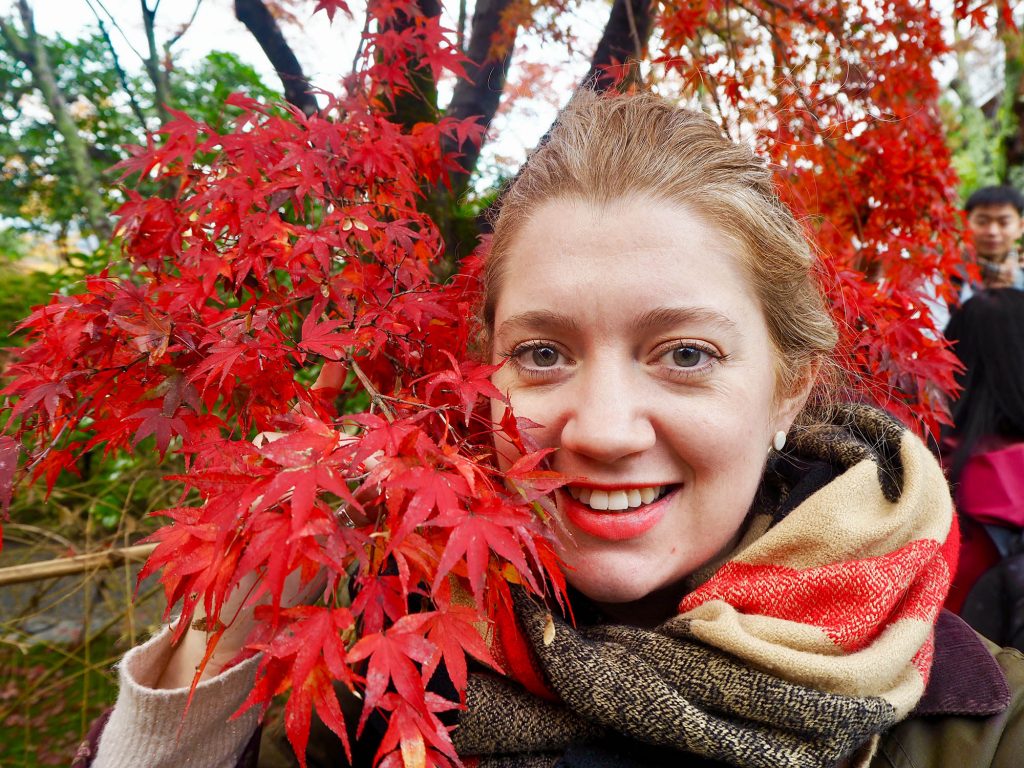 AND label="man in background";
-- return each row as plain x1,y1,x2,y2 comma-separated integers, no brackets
962,185,1024,295
919,185,1023,332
